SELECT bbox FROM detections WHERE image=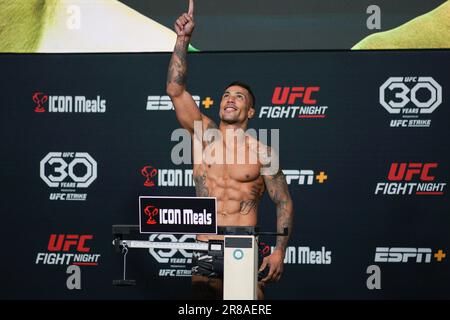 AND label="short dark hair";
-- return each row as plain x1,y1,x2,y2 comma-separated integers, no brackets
225,81,256,108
